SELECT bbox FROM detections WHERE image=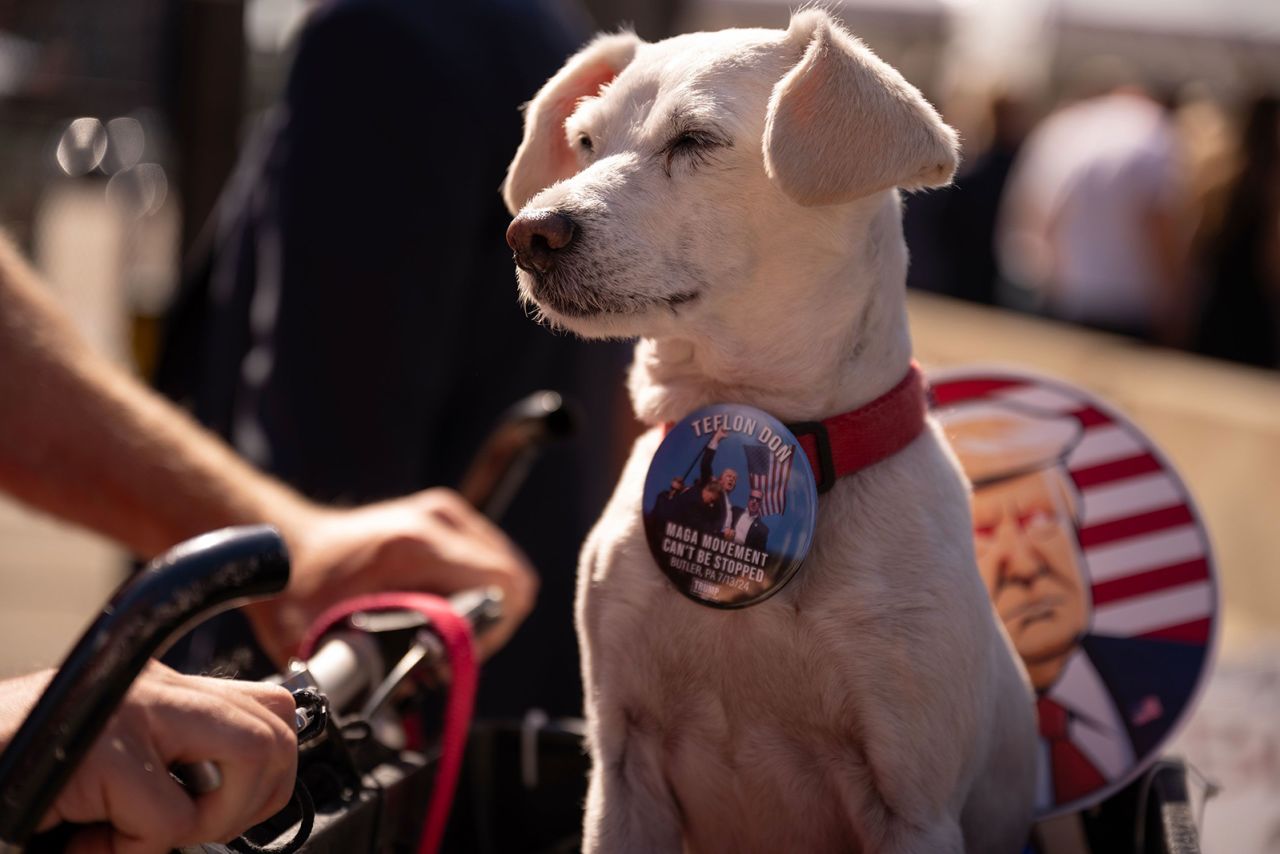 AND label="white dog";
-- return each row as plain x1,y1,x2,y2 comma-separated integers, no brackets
502,10,1036,853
